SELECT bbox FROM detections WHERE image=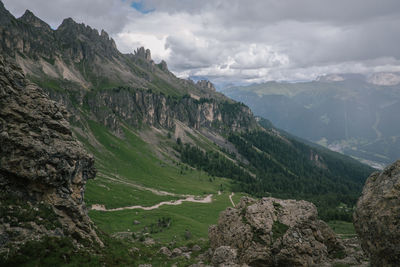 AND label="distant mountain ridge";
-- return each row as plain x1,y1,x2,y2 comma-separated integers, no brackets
0,3,374,264
317,72,400,86
222,73,400,168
